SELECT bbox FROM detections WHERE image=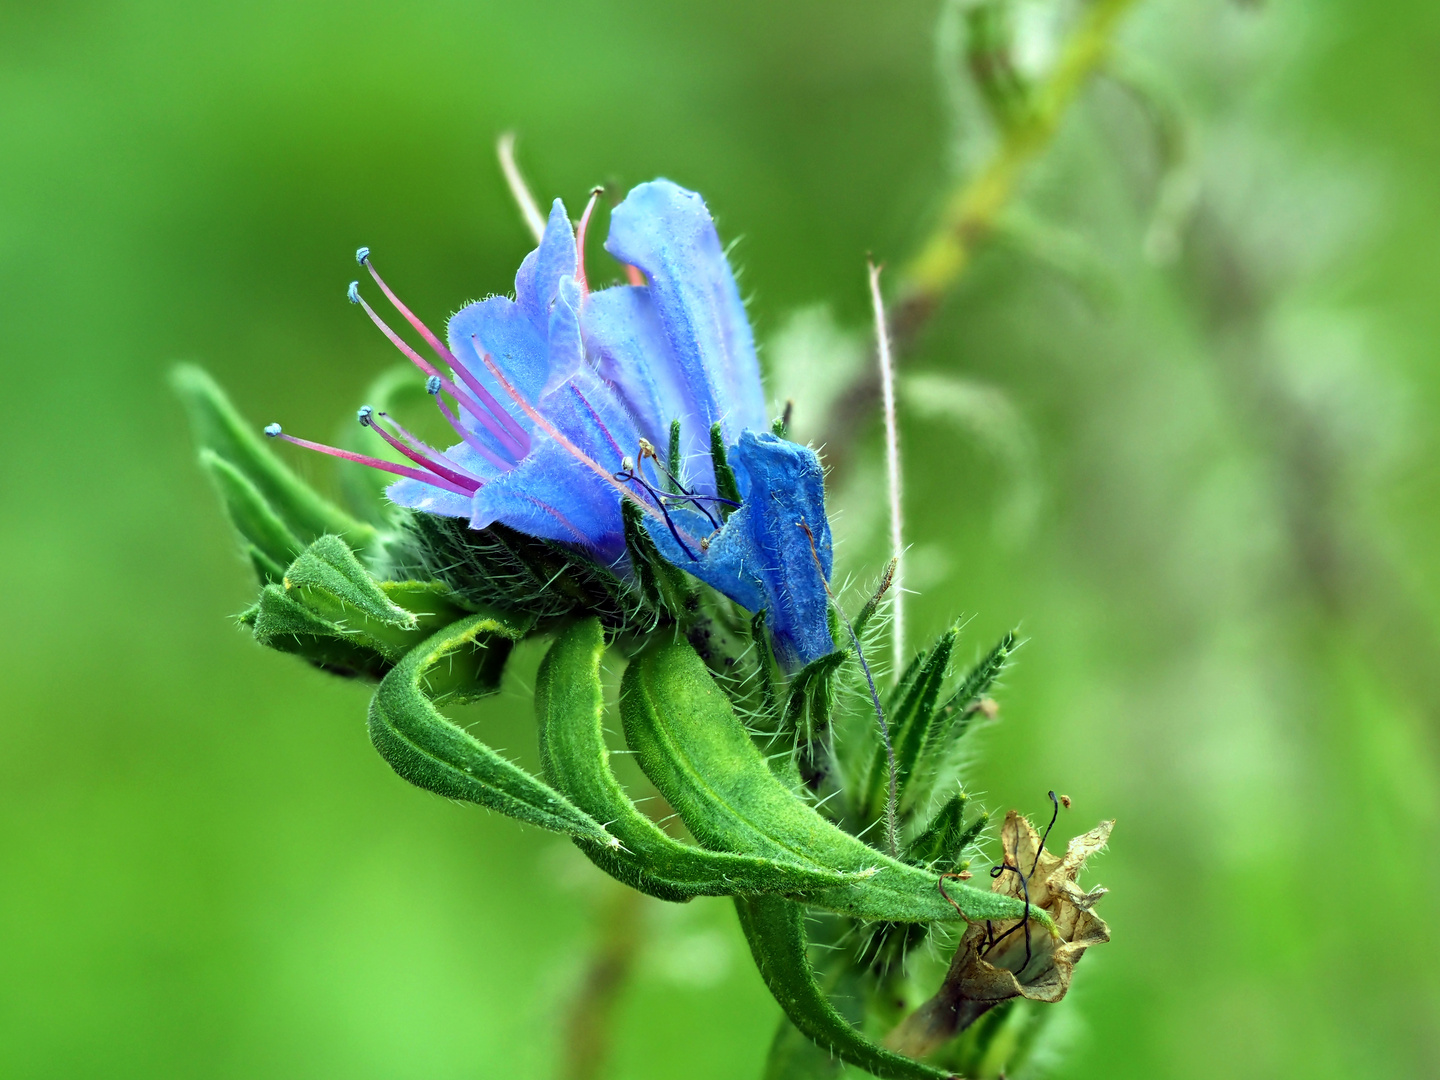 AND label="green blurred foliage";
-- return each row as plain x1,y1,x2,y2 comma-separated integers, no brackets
3,0,1439,1077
